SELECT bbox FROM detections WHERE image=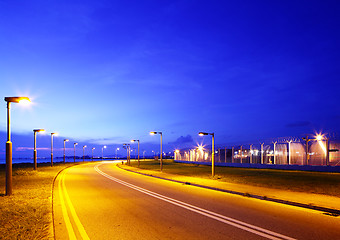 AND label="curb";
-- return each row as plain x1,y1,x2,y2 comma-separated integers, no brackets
117,164,340,216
